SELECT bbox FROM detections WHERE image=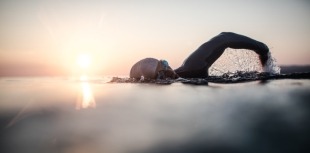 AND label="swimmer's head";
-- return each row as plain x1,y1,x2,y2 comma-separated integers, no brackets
157,60,179,79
